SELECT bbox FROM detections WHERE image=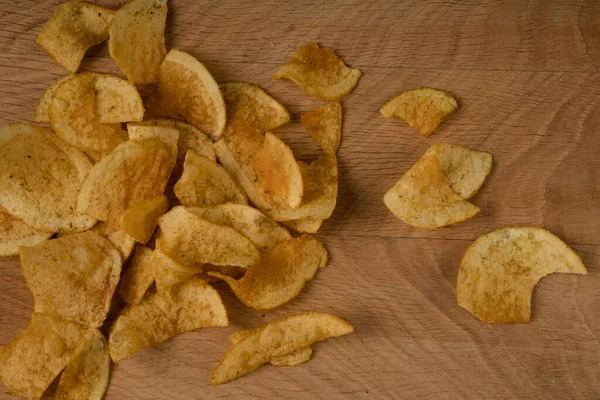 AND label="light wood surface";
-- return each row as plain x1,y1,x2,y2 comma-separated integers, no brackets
1,1,600,399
